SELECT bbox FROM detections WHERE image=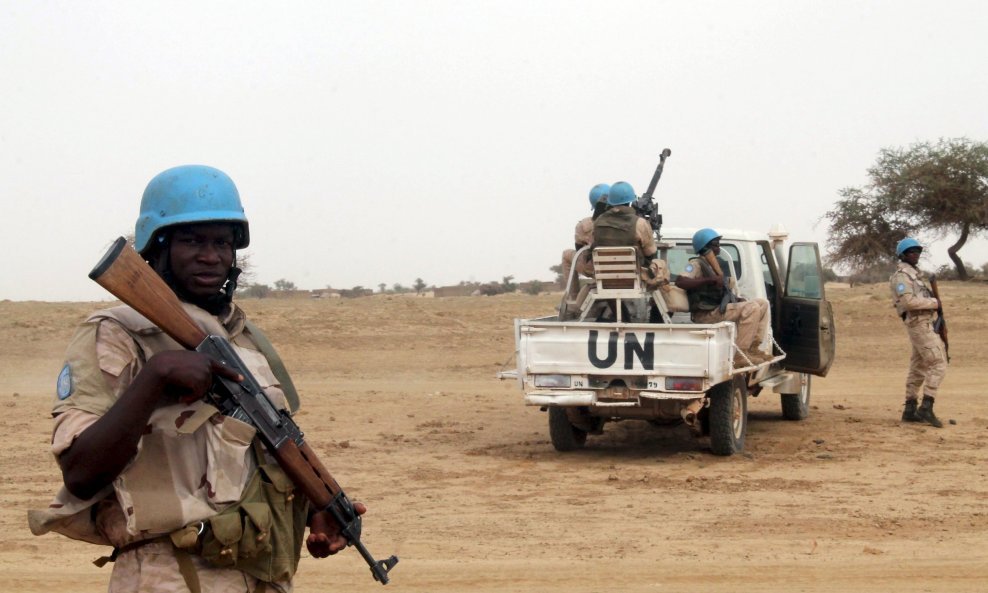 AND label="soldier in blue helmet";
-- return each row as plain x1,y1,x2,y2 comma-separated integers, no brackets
31,165,364,591
592,181,659,269
676,228,771,366
560,183,610,298
583,181,664,321
889,237,947,427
